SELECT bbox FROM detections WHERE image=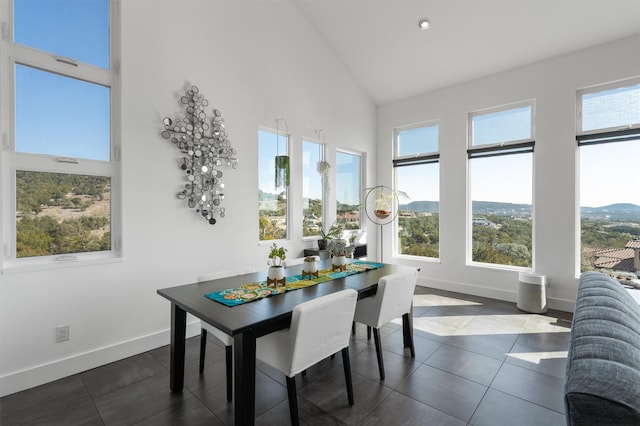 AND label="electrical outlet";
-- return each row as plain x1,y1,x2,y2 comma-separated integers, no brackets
56,325,70,343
